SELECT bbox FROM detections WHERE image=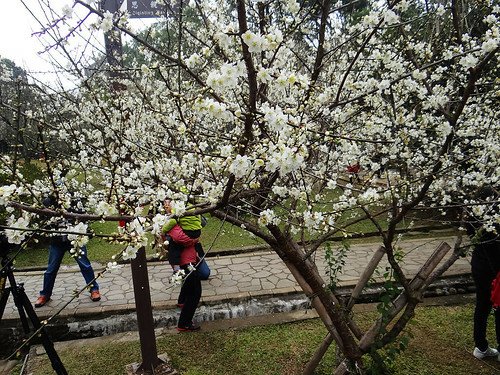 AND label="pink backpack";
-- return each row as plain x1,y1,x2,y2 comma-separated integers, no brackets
491,271,500,309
